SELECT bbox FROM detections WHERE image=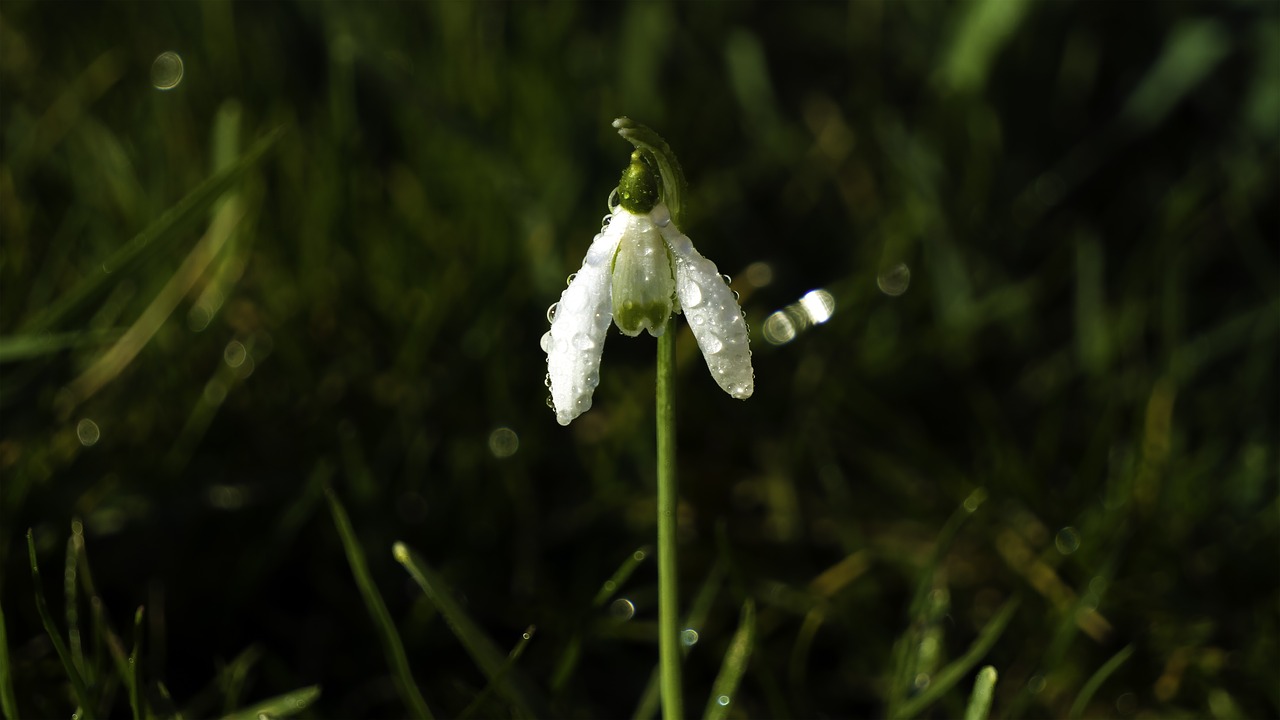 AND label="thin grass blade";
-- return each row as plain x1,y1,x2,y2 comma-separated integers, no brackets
27,530,95,718
394,542,545,719
457,625,537,720
964,666,999,720
898,597,1021,719
1069,644,1134,719
326,490,434,720
129,606,145,720
593,546,652,608
0,329,124,363
0,600,19,720
703,600,755,720
218,685,320,720
22,125,284,334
